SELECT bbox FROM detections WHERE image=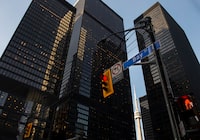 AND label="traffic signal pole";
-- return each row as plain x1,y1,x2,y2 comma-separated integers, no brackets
98,16,181,139
142,17,181,140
